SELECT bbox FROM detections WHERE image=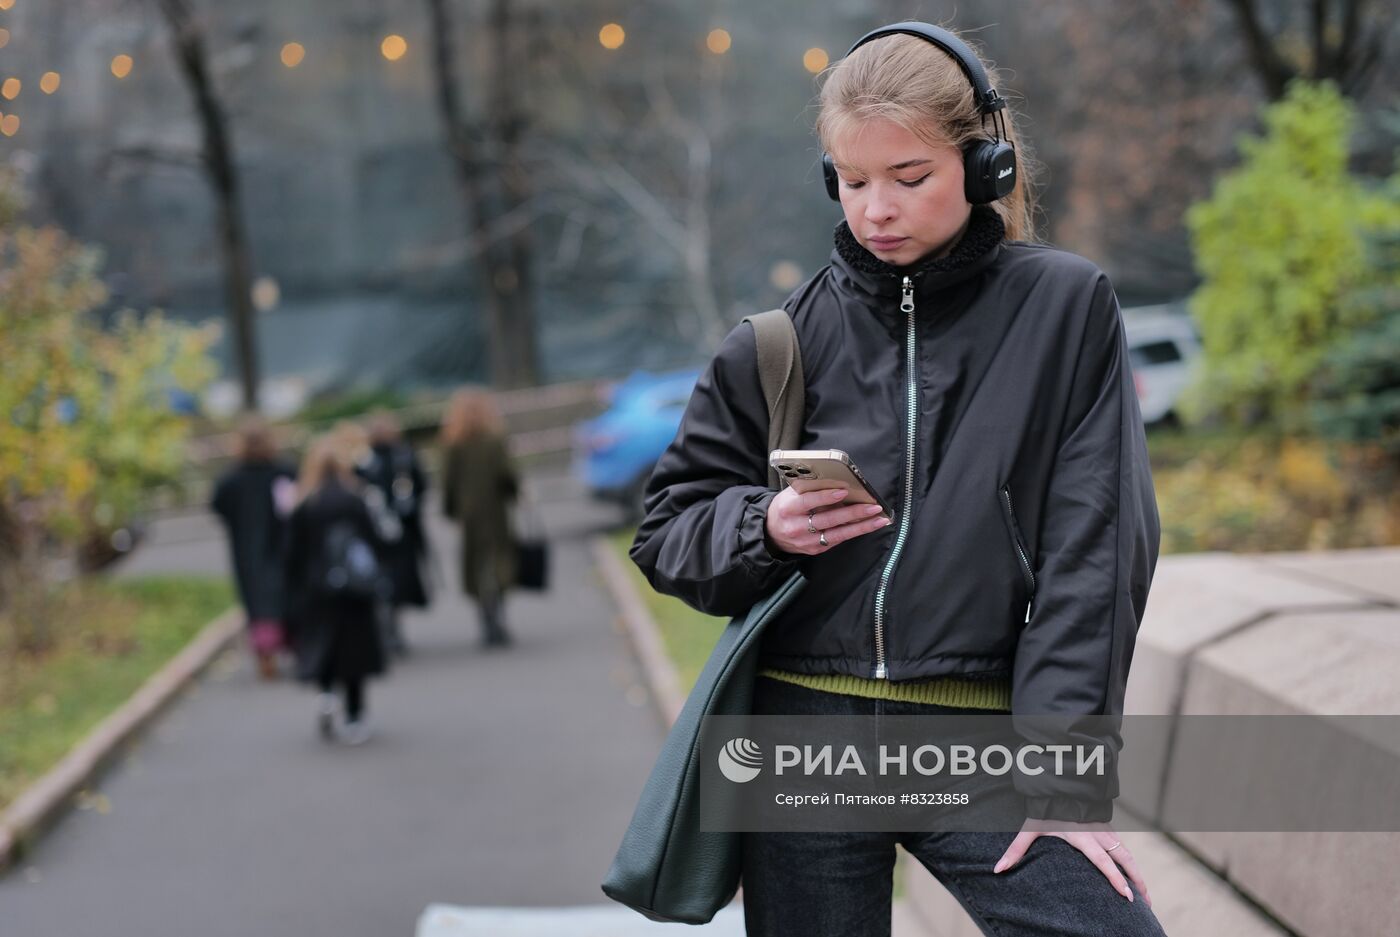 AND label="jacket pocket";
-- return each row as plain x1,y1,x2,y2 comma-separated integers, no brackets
998,485,1037,596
